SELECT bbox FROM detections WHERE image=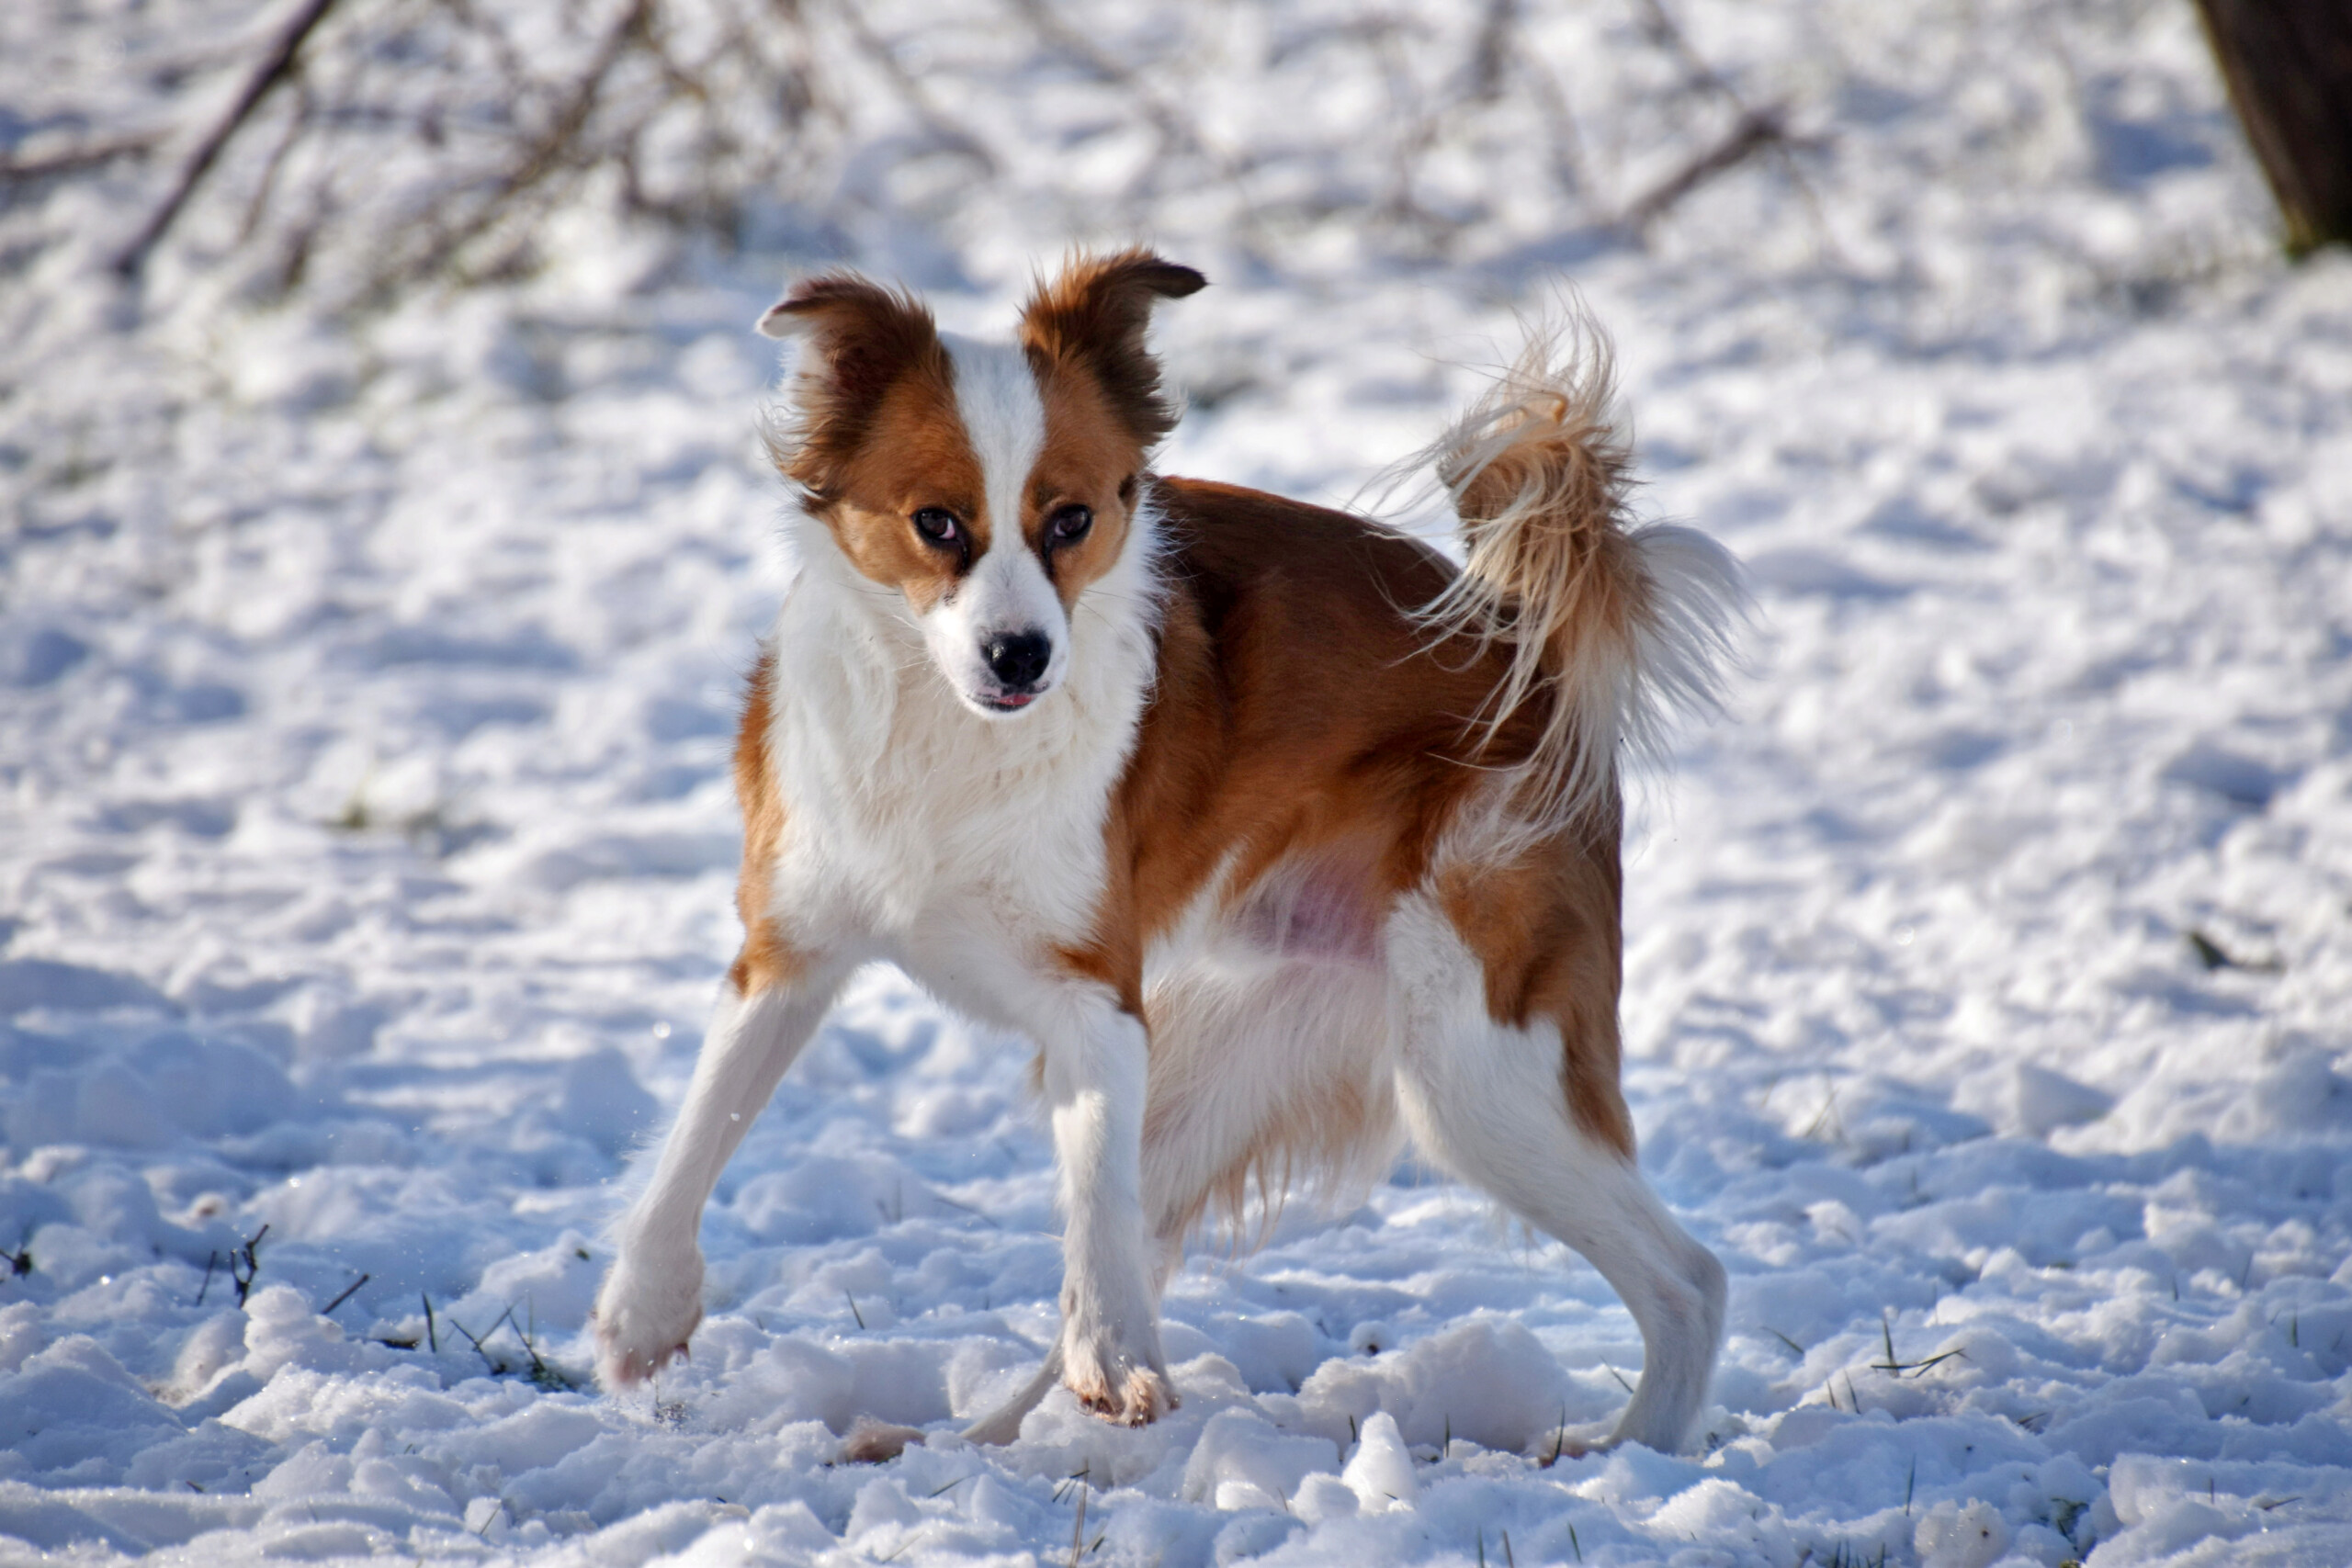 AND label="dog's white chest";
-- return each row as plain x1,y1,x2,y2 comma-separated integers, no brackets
758,581,1147,953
